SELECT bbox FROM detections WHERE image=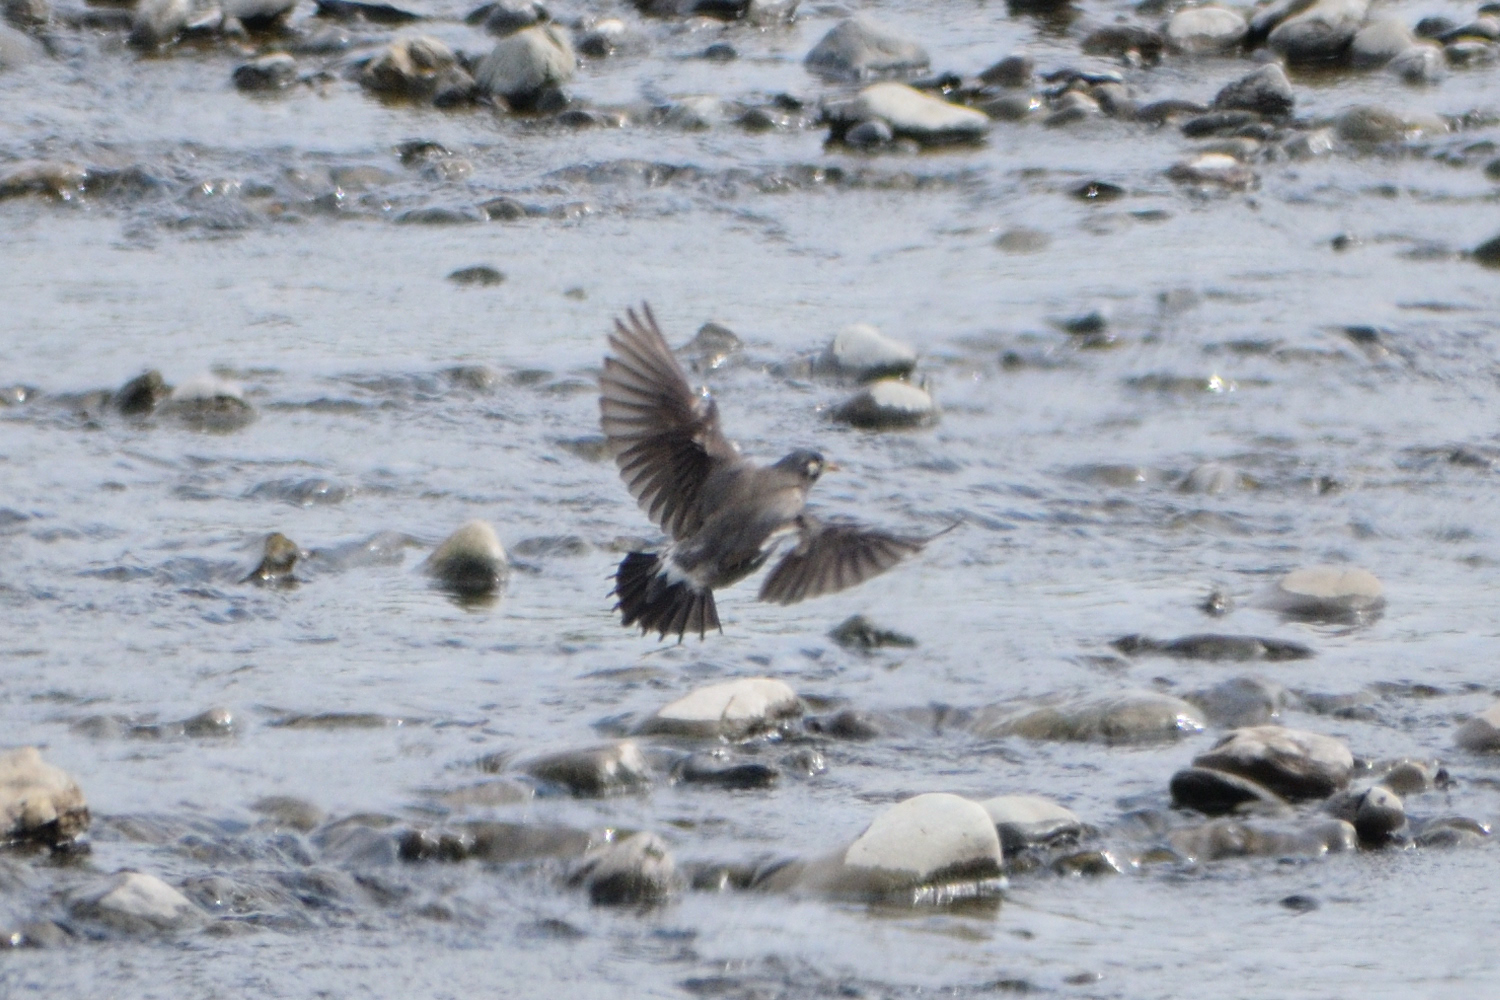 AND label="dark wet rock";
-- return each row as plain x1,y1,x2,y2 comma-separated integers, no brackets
1181,109,1258,137
422,520,509,597
1348,17,1415,67
572,832,675,905
159,375,255,432
805,708,884,740
701,41,736,61
1336,105,1446,143
1280,893,1319,912
476,24,574,109
1169,151,1256,189
1455,701,1500,751
844,118,894,148
978,53,1033,88
827,82,988,146
1051,849,1123,877
448,264,505,286
1,747,90,848
130,0,189,48
226,0,297,29
1371,758,1443,795
1201,587,1233,616
1213,63,1294,116
672,751,779,789
637,677,801,740
972,690,1205,744
1081,24,1163,61
1475,234,1500,268
404,821,589,865
1193,725,1353,800
1267,0,1367,63
243,532,299,586
1043,90,1102,127
1444,38,1500,64
1326,785,1405,843
1170,766,1289,816
832,379,938,429
1169,817,1357,861
115,369,170,416
475,0,544,35
763,793,1003,902
0,160,87,201
480,196,527,220
3,0,48,30
1071,179,1125,201
234,53,297,91
1185,676,1286,727
1414,815,1491,848
359,36,461,100
1137,98,1209,124
522,741,649,796
314,0,420,23
804,16,929,81
816,324,917,381
978,92,1035,121
679,321,742,373
72,872,204,933
1111,633,1313,662
1266,565,1384,623
180,706,235,737
252,795,324,832
1166,5,1247,53
576,17,645,58
829,614,916,651
978,795,1083,851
